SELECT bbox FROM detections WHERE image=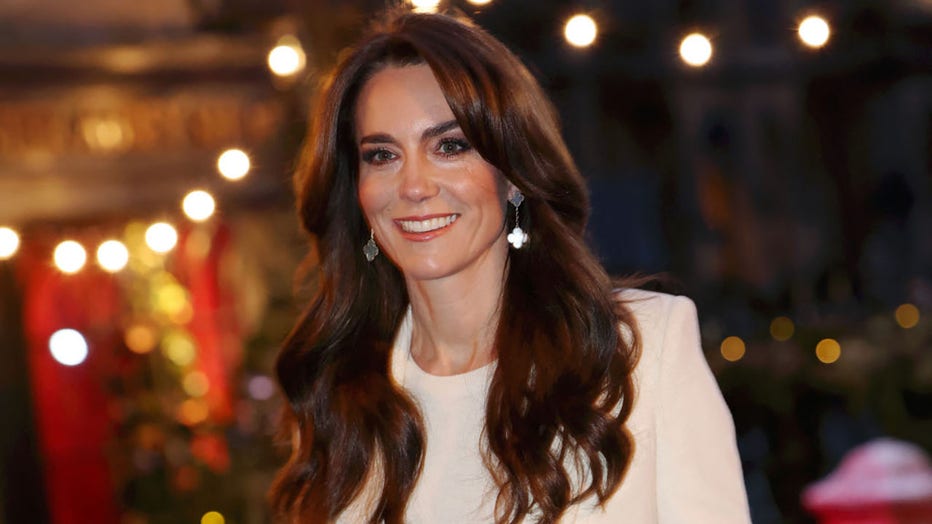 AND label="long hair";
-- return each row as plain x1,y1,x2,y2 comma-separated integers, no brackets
270,10,642,524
